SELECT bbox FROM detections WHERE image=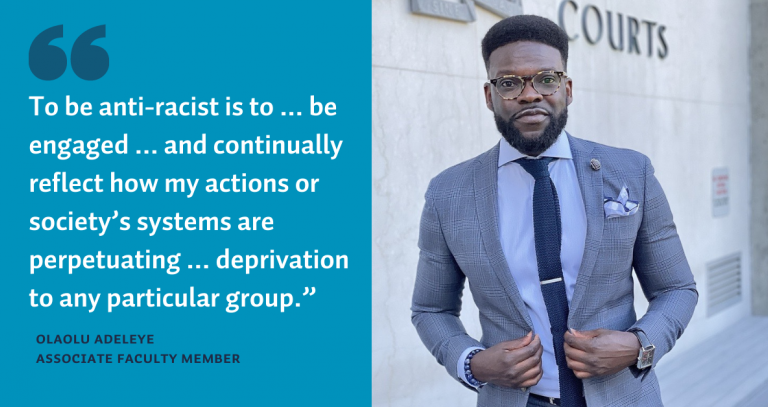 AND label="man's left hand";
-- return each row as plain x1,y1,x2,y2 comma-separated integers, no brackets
563,329,641,379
